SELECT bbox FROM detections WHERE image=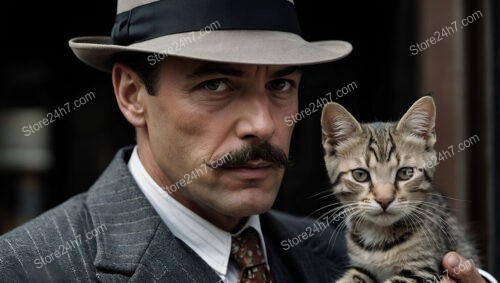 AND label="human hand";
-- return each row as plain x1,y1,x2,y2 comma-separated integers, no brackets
440,252,485,283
